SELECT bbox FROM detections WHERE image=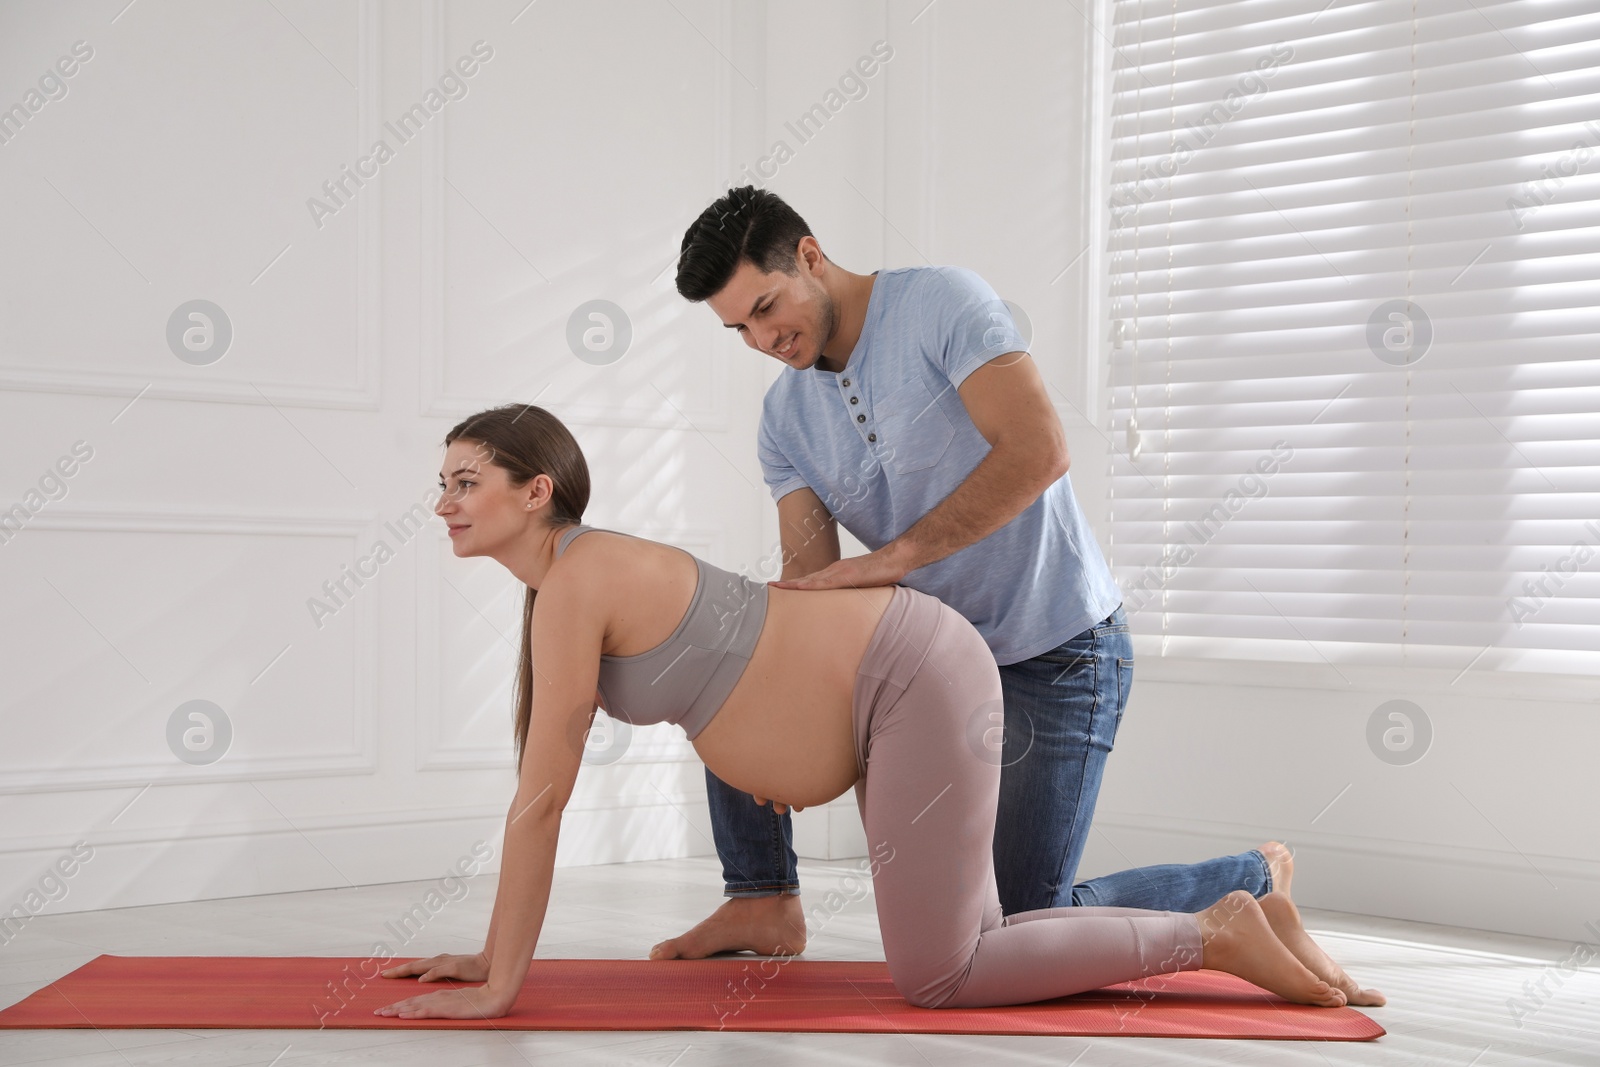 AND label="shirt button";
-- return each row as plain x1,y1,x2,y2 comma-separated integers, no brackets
868,433,877,442
842,378,851,387
856,414,866,424
849,396,858,405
